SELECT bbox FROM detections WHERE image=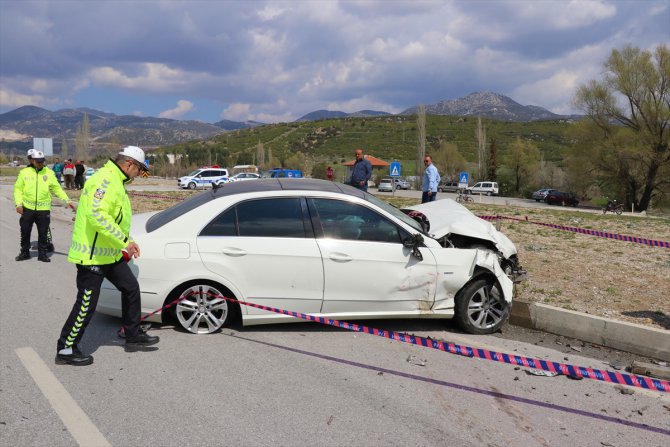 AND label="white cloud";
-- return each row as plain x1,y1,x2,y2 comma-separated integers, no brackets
221,103,252,121
0,88,45,108
159,100,195,119
88,63,203,92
